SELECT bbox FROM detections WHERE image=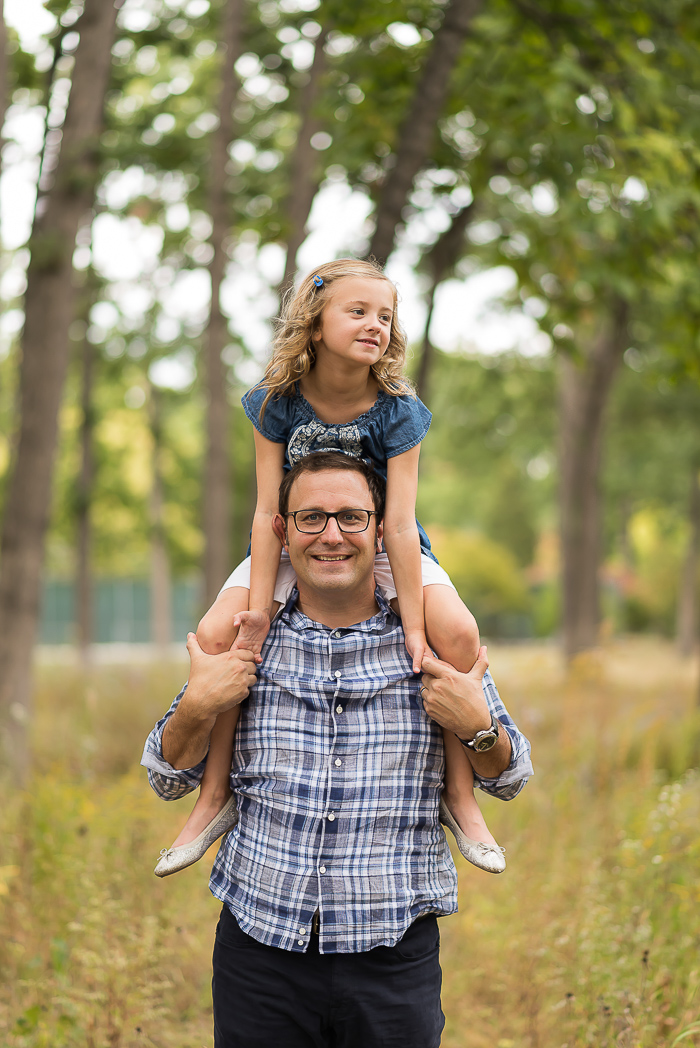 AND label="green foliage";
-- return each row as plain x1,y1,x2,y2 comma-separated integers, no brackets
2,643,699,1046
